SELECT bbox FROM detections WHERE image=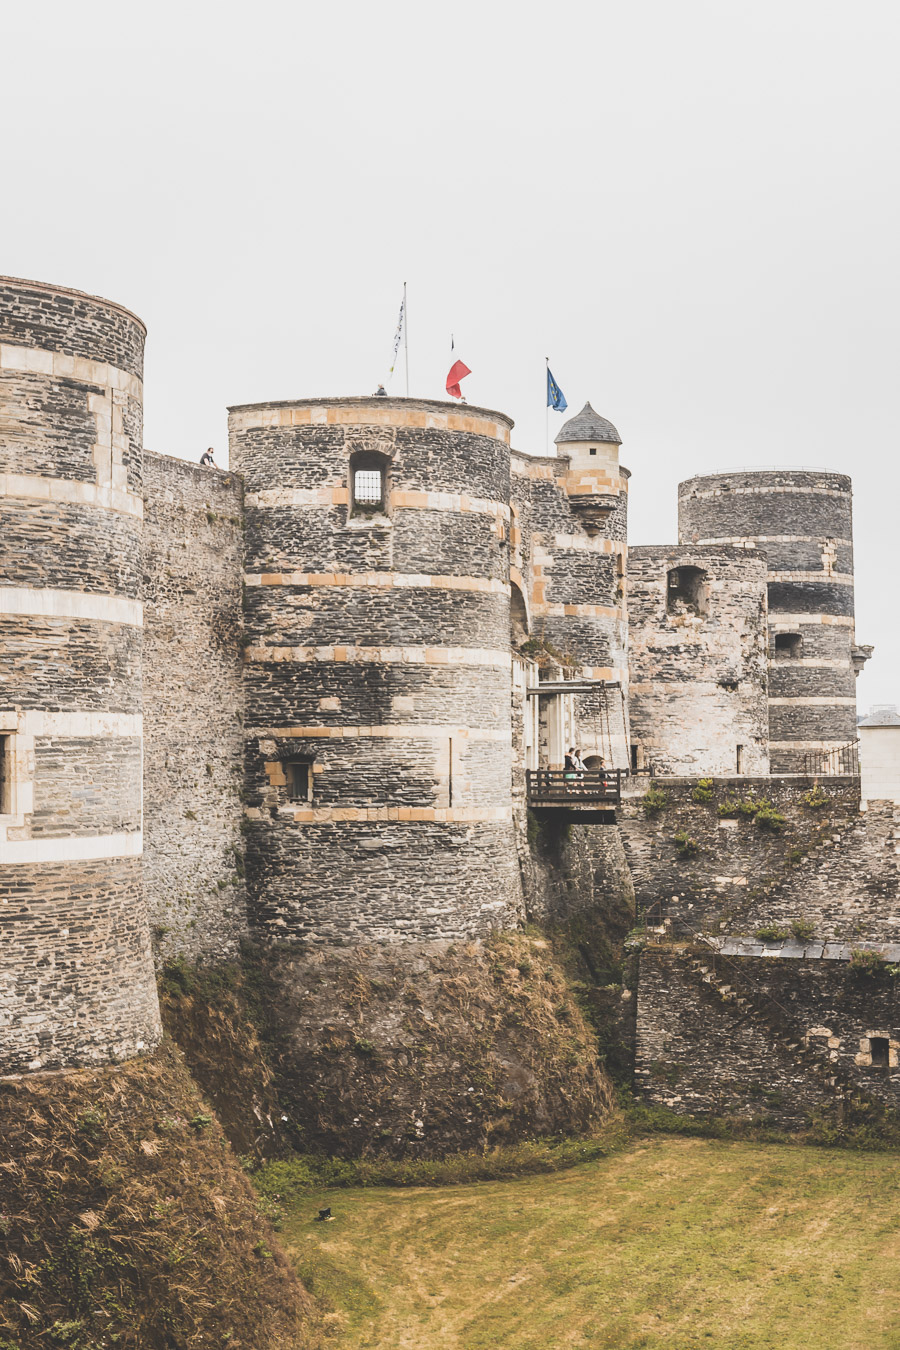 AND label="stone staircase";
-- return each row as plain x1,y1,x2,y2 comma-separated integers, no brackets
685,948,859,1119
